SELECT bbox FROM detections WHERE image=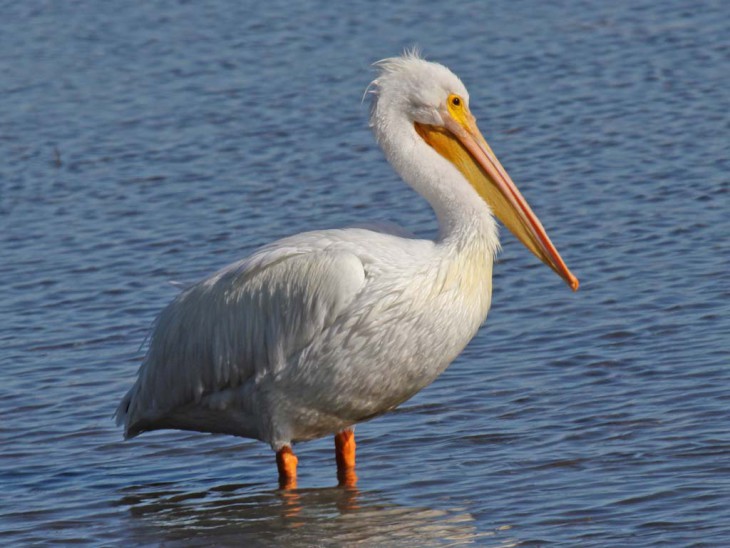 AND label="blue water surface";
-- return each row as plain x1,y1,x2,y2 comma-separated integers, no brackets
1,1,728,546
